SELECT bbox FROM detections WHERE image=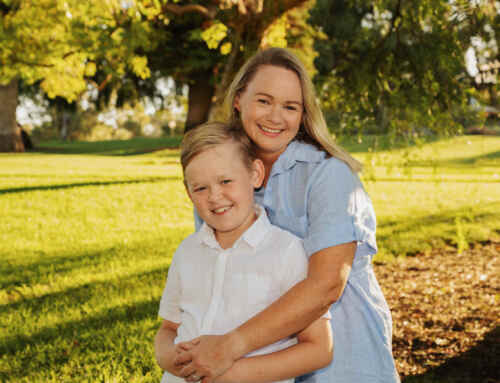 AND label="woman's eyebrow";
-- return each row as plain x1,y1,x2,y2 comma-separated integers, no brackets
285,100,303,106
